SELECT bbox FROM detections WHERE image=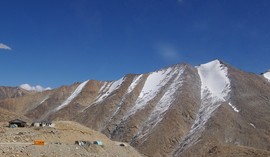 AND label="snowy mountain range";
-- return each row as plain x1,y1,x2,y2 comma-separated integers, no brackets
0,60,270,157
